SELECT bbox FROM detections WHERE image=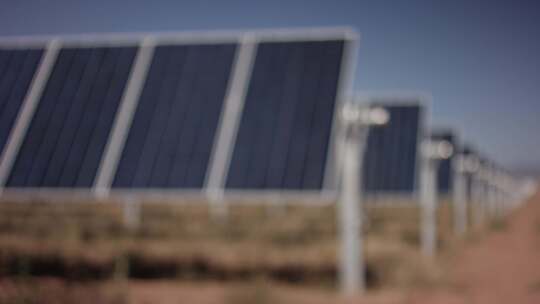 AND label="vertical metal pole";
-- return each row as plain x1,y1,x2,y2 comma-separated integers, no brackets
122,198,141,230
420,156,438,257
338,125,366,295
471,173,484,227
452,156,467,236
500,176,511,214
486,171,497,220
493,175,503,218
